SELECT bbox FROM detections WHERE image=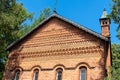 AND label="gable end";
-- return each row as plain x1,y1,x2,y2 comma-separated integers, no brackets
7,13,109,50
